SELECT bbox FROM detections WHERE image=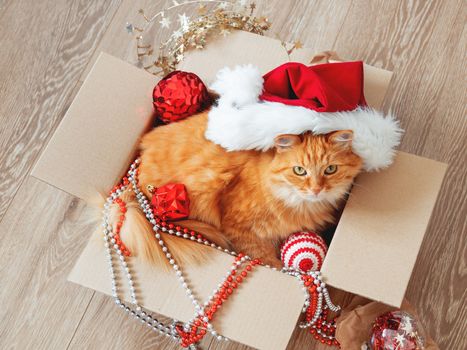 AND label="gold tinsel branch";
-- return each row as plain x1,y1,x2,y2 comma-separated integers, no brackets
126,1,273,76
